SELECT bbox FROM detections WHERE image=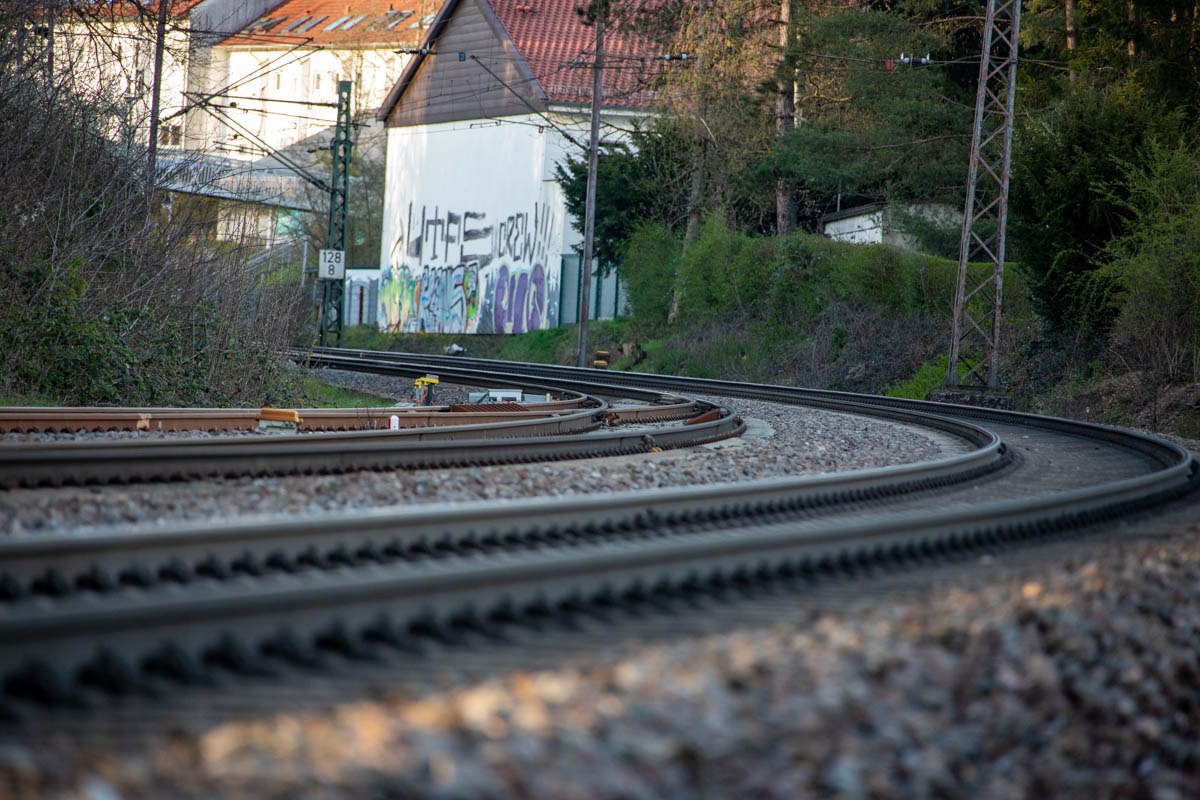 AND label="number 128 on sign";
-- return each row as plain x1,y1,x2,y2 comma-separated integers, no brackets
319,249,345,280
